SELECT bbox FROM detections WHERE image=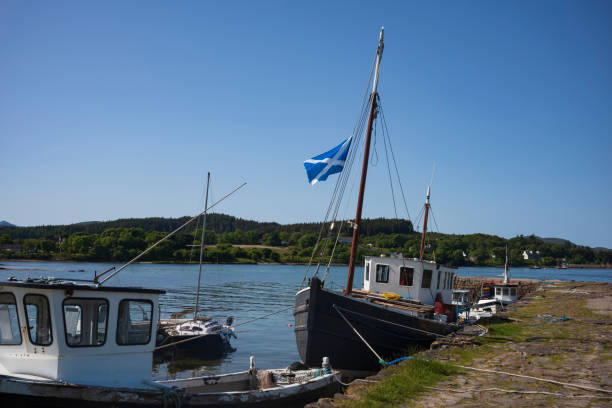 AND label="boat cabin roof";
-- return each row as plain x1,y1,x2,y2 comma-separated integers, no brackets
1,277,165,294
